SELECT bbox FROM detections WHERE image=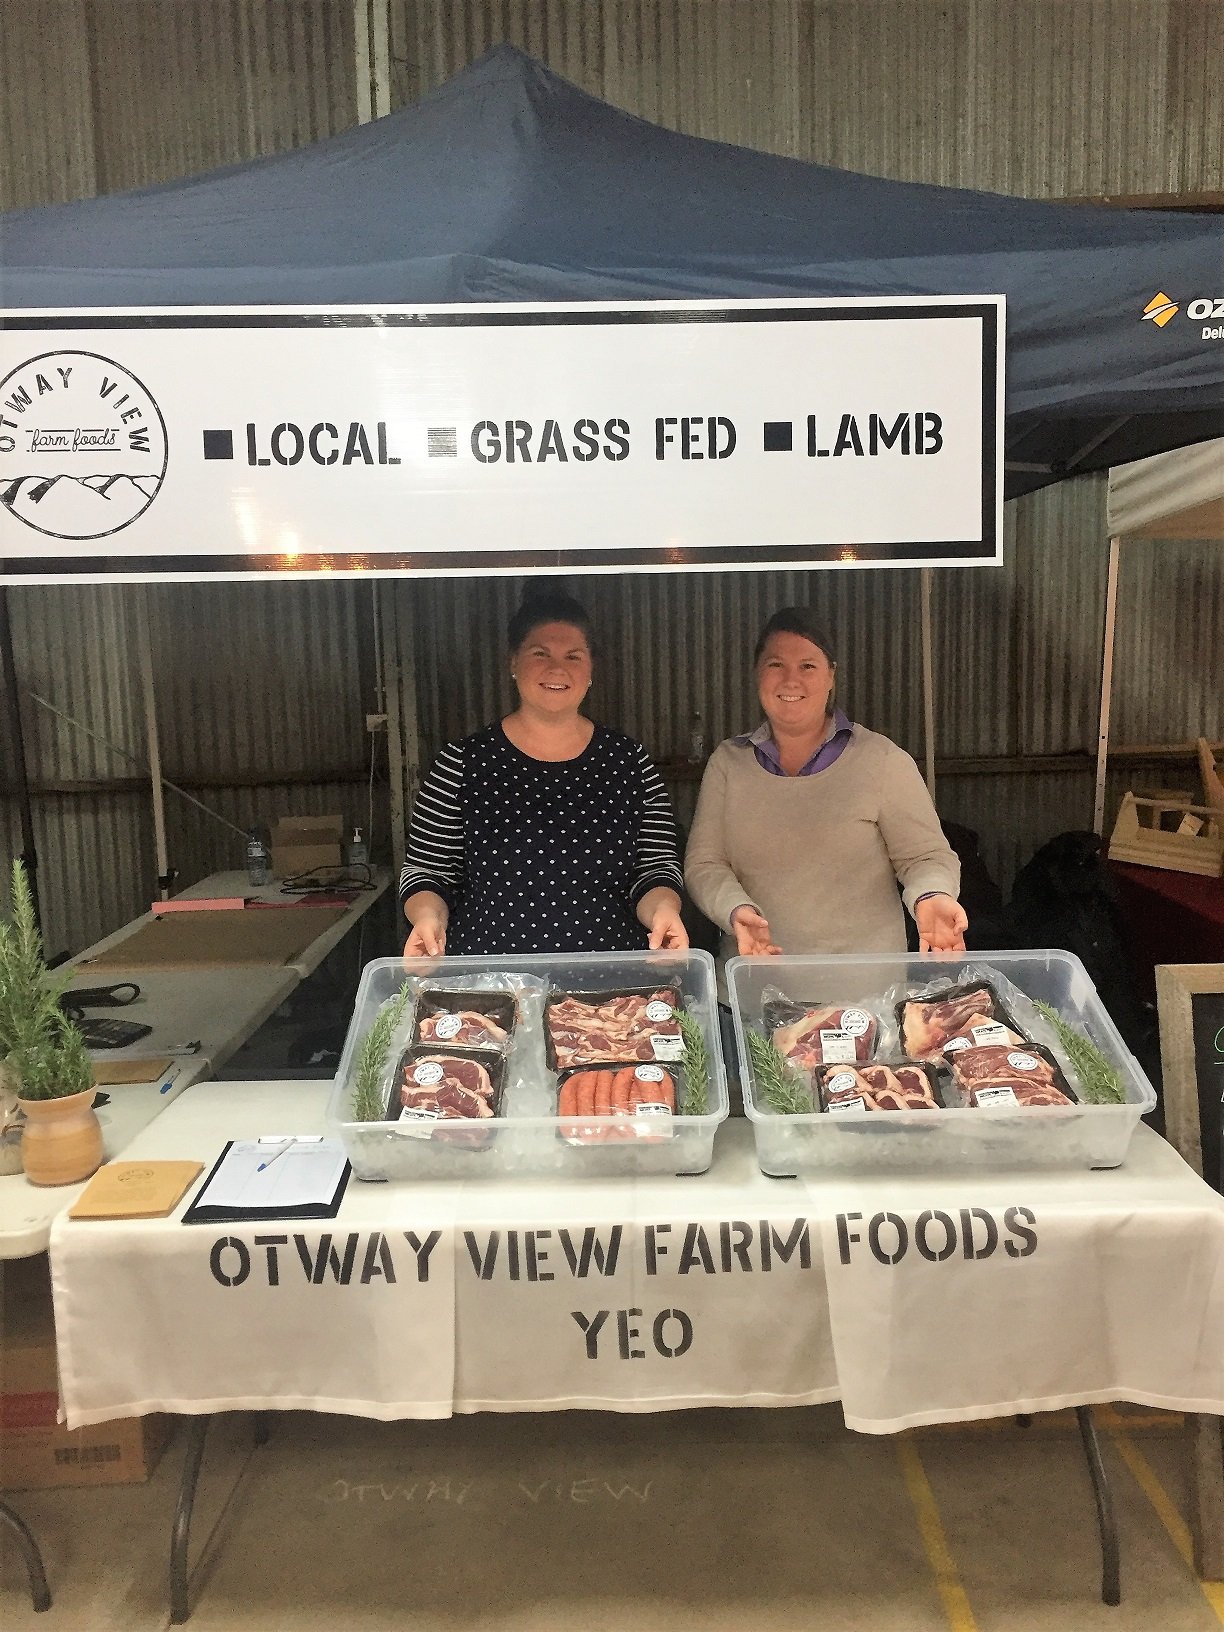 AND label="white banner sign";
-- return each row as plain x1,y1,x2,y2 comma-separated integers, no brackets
817,1190,1224,1434
453,1205,837,1411
52,1219,457,1426
0,298,1003,582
